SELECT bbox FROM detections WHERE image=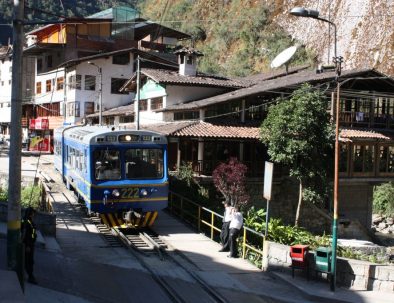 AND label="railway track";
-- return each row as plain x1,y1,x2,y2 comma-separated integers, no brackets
41,173,228,303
